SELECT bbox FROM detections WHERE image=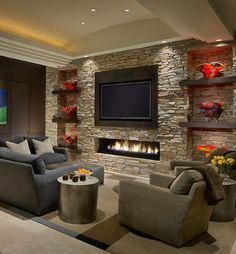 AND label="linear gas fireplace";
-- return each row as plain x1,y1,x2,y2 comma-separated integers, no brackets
97,138,160,161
